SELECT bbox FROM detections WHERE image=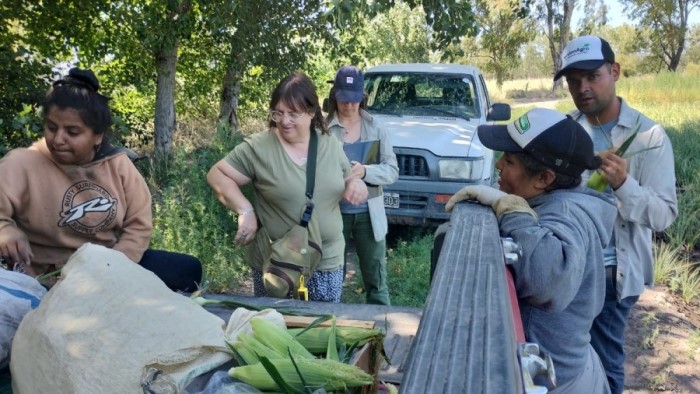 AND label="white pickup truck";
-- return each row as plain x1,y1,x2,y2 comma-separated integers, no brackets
363,63,511,226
